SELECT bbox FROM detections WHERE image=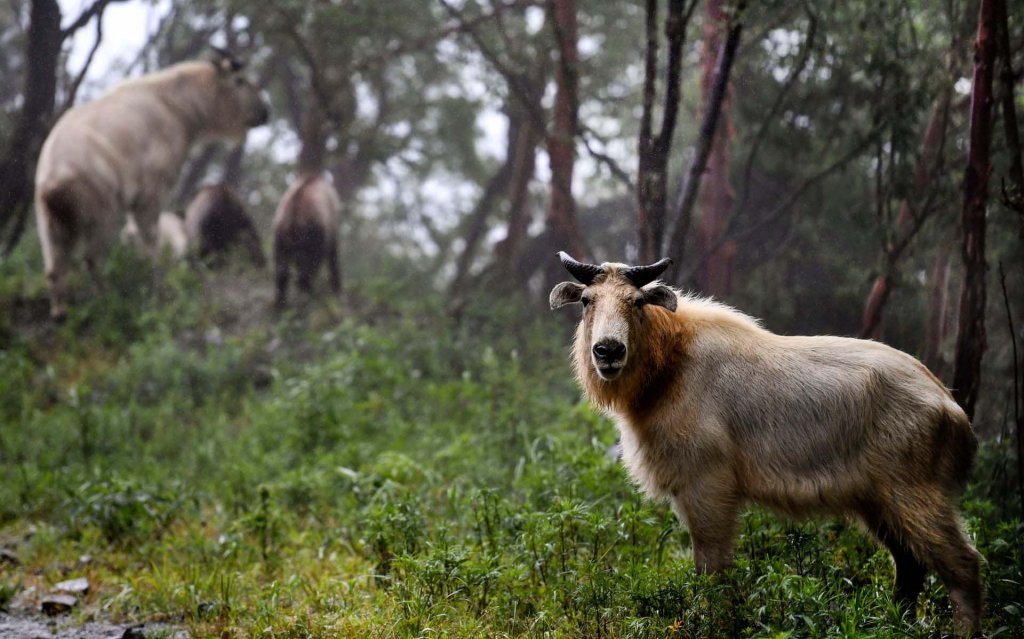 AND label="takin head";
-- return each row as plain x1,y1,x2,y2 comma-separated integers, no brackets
549,252,677,381
207,47,269,136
